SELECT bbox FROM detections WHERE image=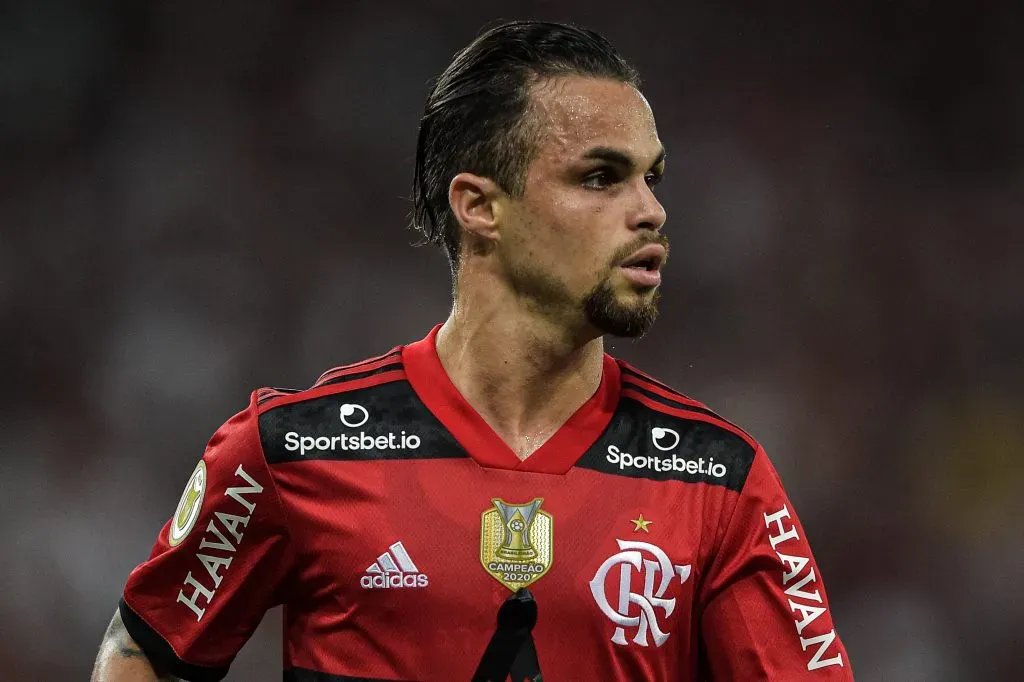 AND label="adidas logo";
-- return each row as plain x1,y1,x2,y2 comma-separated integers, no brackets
360,541,429,589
